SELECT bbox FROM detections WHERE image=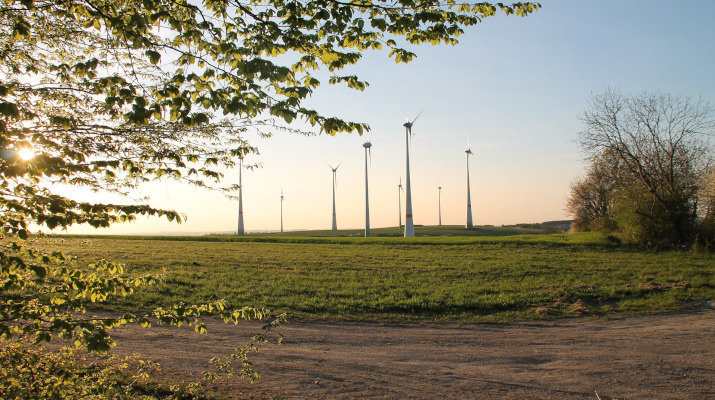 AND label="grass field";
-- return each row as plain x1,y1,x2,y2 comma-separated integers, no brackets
32,229,713,322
